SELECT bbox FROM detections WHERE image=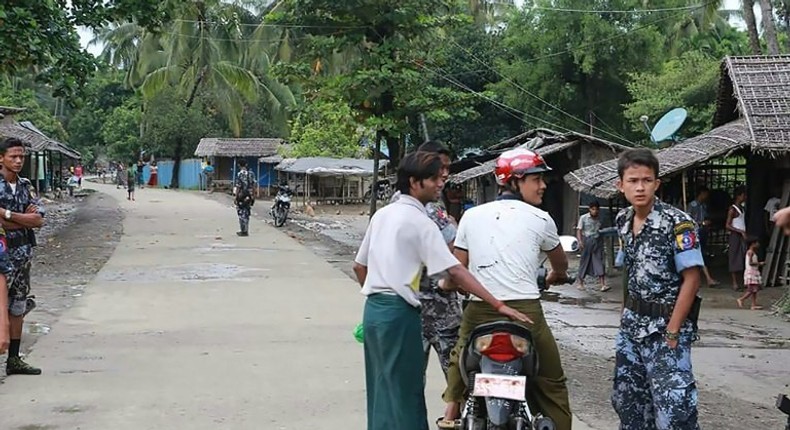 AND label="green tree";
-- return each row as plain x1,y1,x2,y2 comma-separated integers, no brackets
489,0,672,145
278,0,478,213
288,98,371,158
0,0,177,98
0,83,68,142
101,100,142,161
624,51,720,141
141,89,211,188
97,0,295,187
